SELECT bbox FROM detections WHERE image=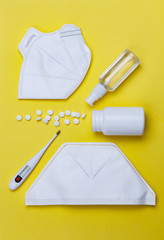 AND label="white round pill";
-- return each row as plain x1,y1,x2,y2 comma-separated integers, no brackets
65,119,70,125
65,110,71,116
25,115,31,121
36,110,42,116
59,112,65,118
81,113,86,119
74,119,79,125
45,115,51,121
76,112,81,118
43,119,48,124
16,115,22,121
36,117,42,121
54,121,60,127
54,115,59,121
71,112,76,117
48,110,53,115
